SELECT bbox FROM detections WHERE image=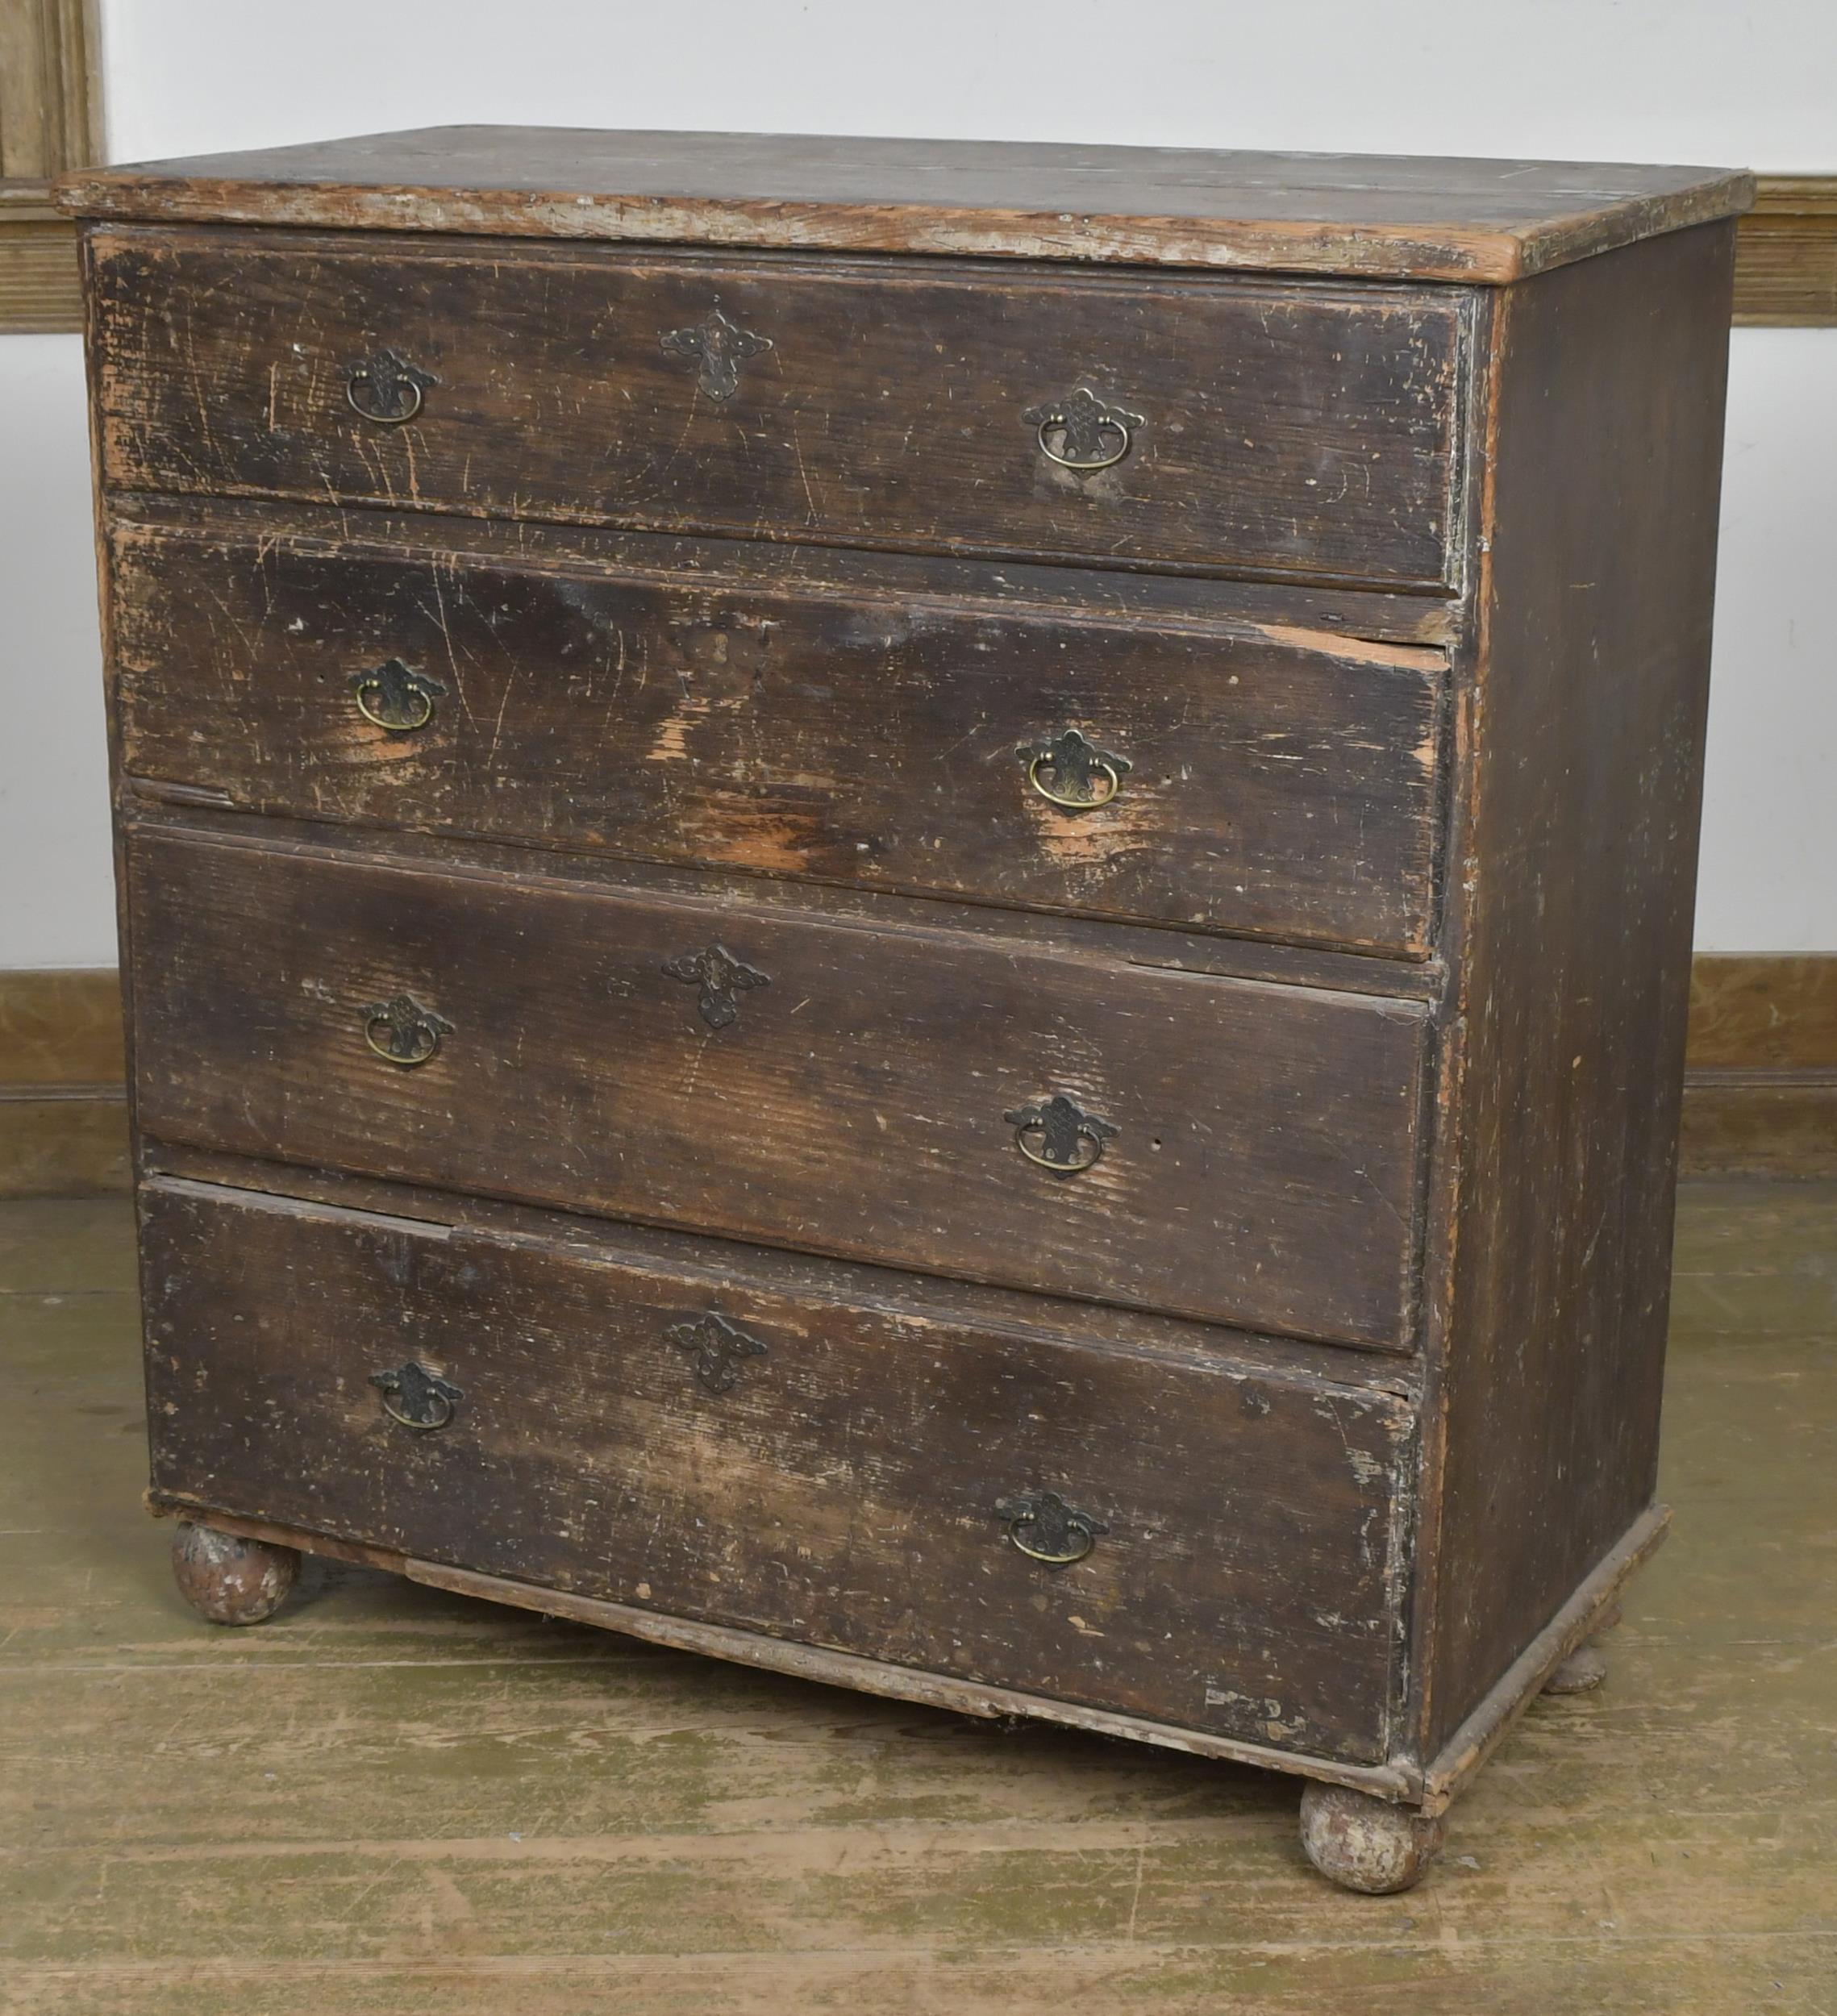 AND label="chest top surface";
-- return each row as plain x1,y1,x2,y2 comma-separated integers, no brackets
56,126,1750,284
